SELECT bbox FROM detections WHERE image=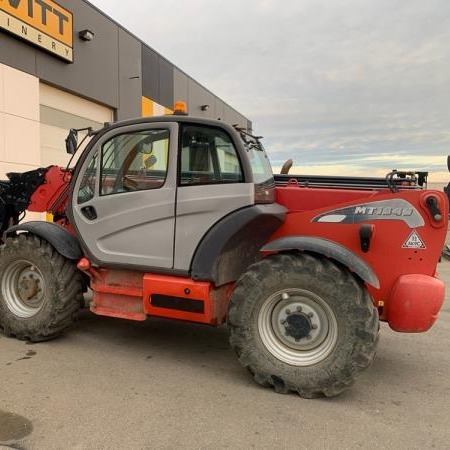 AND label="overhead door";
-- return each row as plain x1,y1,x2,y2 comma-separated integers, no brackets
40,83,114,168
